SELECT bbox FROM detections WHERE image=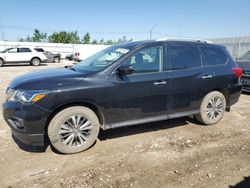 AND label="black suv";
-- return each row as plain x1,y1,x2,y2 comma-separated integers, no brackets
3,39,242,154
